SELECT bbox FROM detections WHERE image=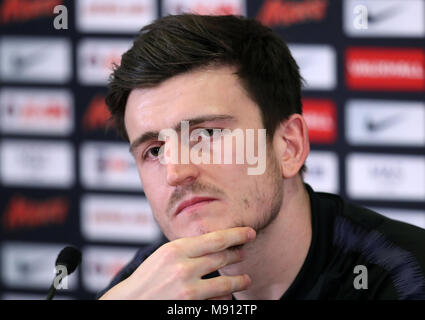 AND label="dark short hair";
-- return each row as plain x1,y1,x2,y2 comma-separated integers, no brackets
106,14,304,143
